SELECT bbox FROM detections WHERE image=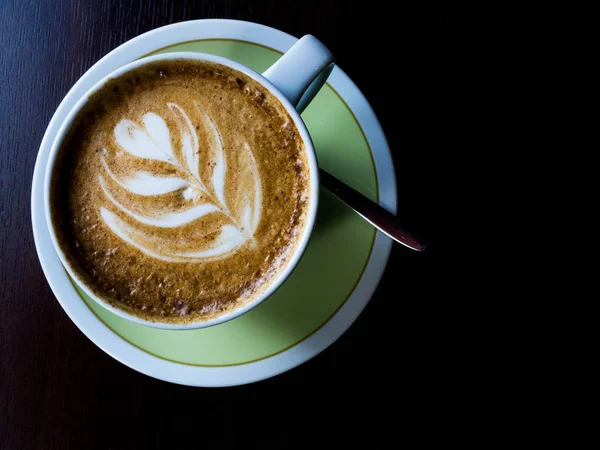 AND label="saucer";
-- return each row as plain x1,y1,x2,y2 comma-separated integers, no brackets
31,19,396,387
